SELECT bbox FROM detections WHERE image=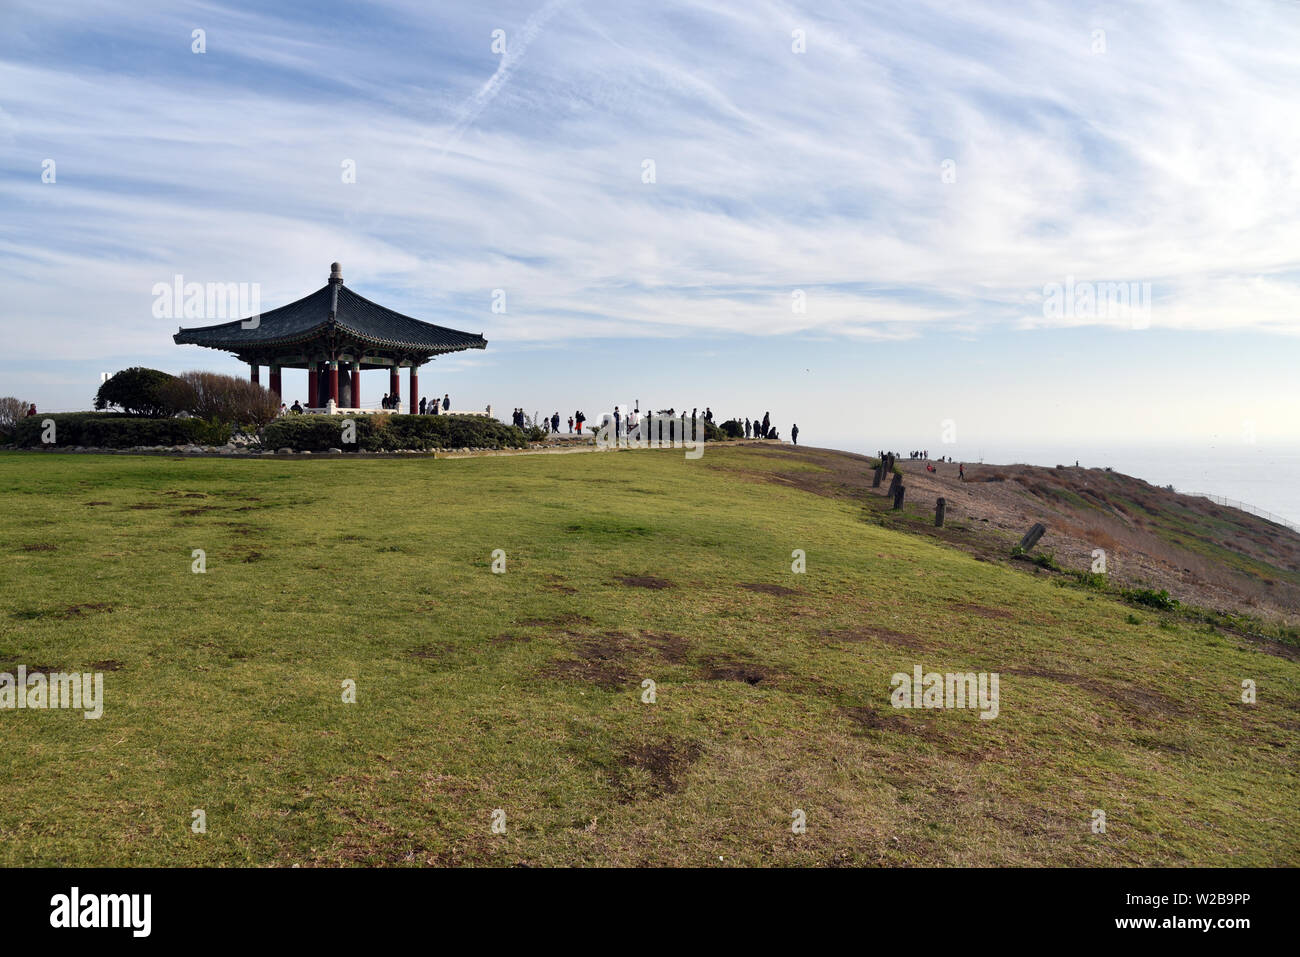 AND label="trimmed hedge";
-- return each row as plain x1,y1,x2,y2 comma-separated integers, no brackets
11,412,231,449
260,414,527,452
